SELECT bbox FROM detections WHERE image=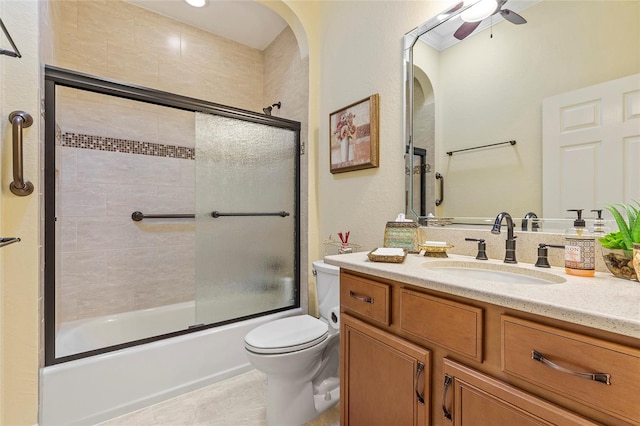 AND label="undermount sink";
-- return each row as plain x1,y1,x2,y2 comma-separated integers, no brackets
422,260,567,285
